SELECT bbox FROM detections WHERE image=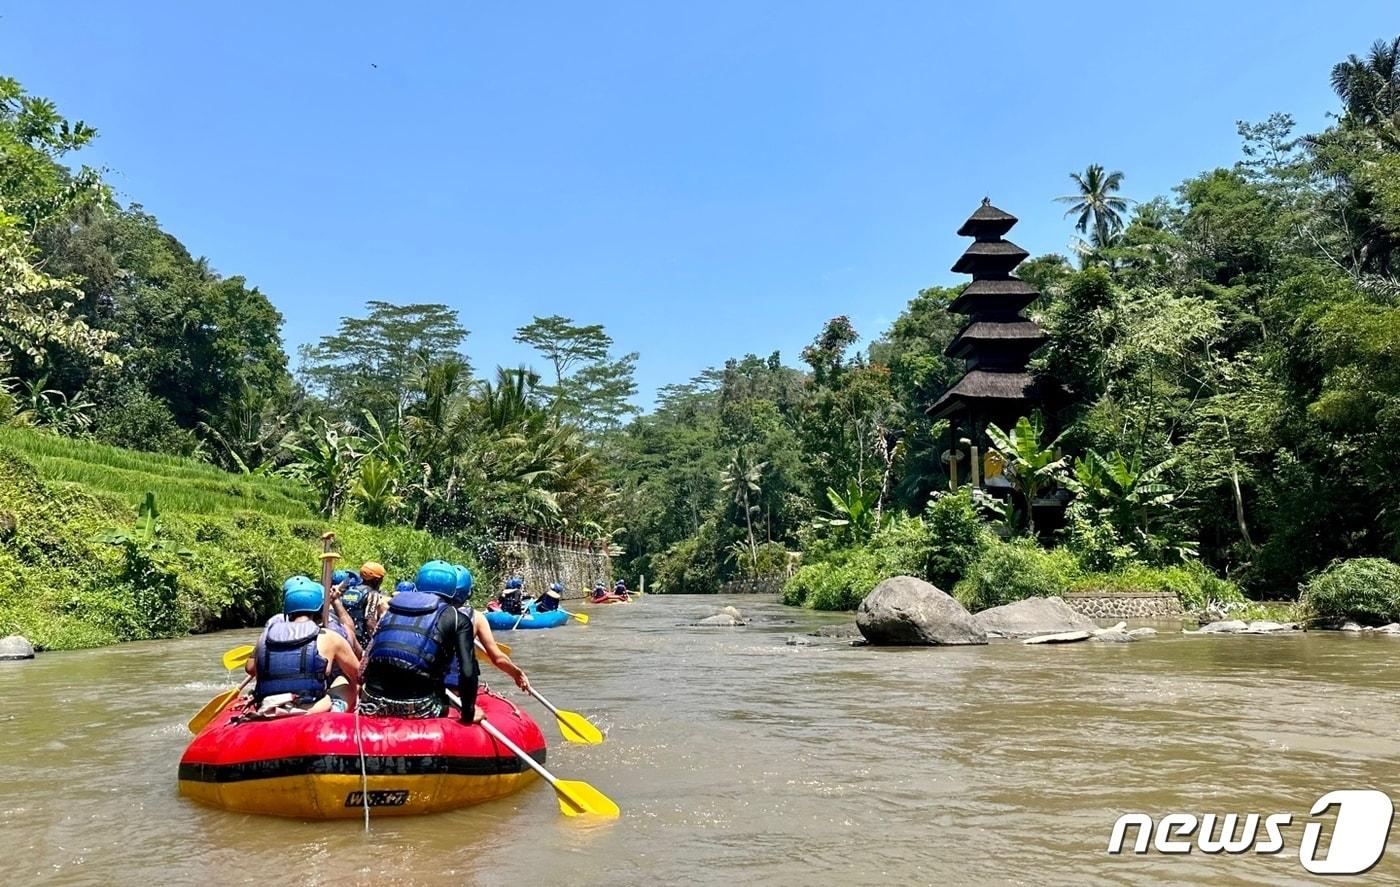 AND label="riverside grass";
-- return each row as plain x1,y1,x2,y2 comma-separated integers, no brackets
0,429,477,650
